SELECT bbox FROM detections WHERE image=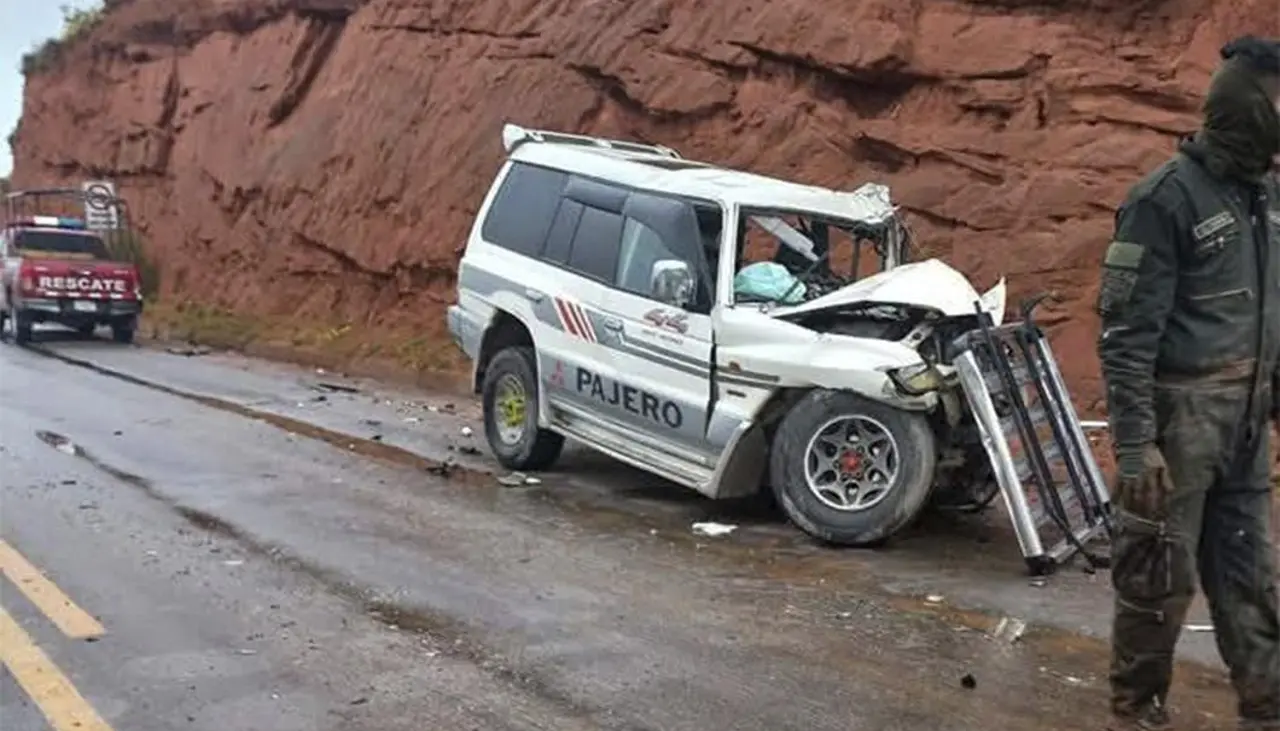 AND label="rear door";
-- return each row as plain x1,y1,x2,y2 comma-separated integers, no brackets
534,177,630,428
